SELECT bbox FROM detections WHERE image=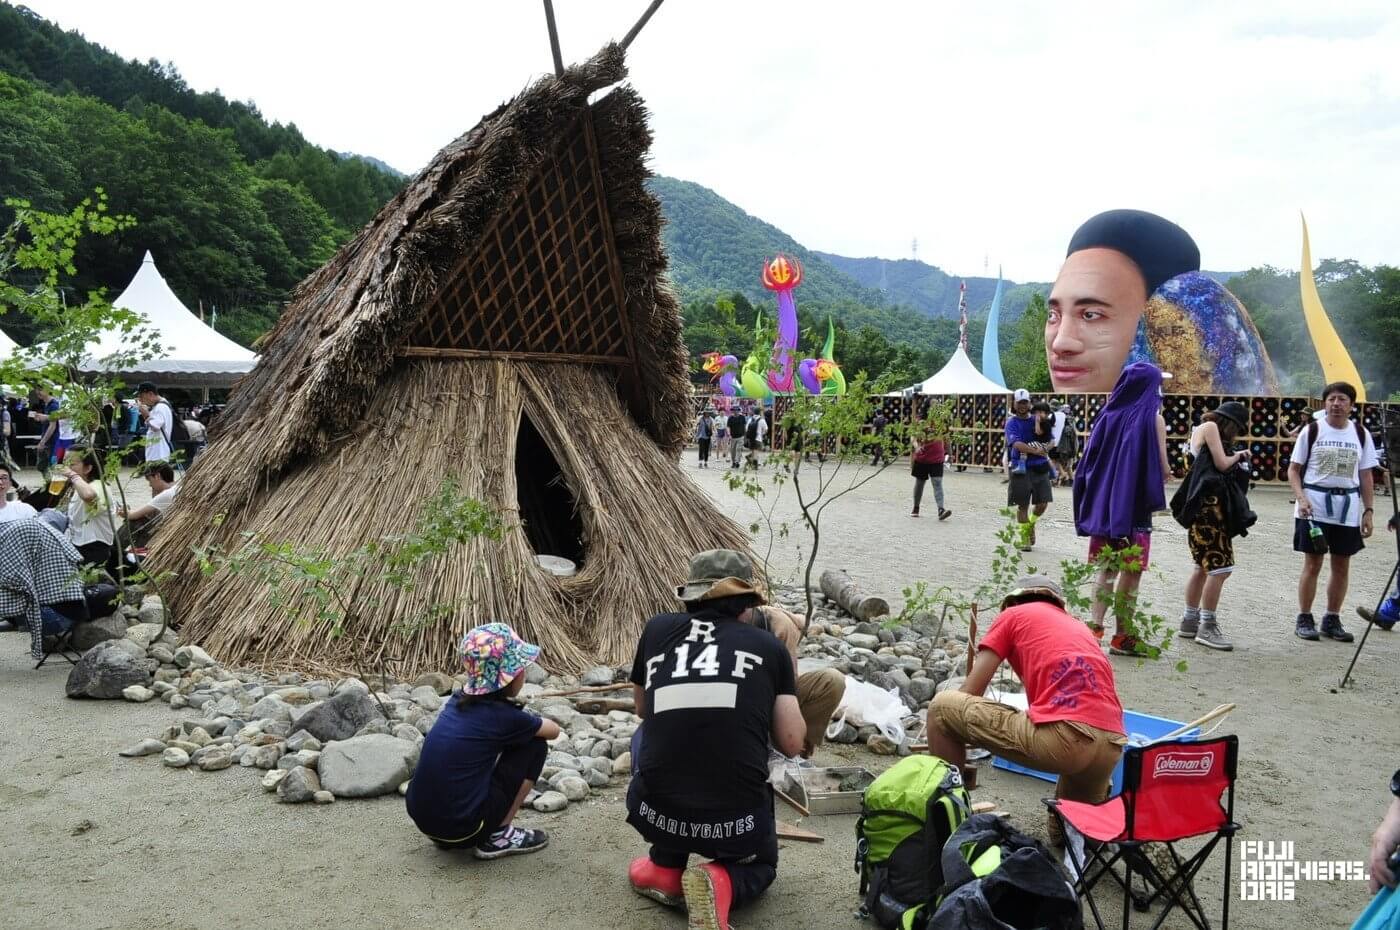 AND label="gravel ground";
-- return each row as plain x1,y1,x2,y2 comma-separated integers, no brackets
1,457,1396,929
